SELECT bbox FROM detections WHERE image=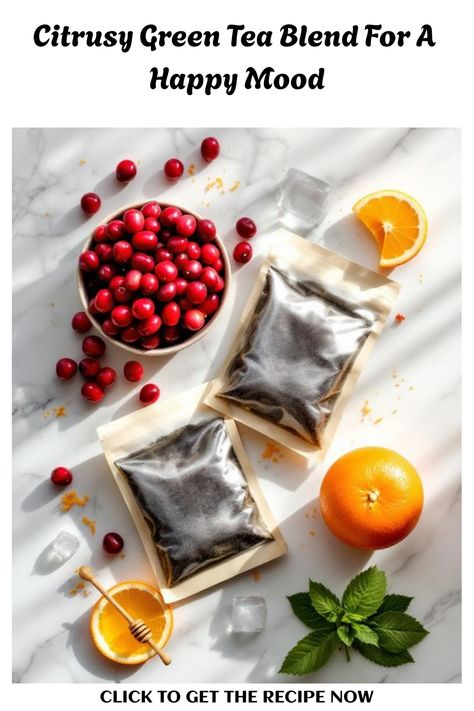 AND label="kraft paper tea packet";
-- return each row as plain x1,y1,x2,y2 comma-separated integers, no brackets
98,383,286,603
206,230,400,460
